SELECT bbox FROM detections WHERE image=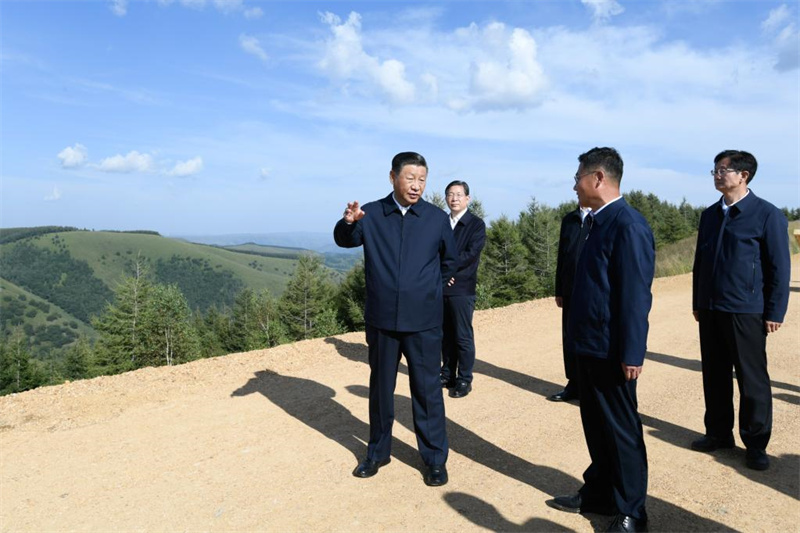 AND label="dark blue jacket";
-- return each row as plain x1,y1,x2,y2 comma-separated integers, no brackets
554,209,584,307
334,194,458,332
692,190,790,322
443,210,486,297
566,198,655,366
